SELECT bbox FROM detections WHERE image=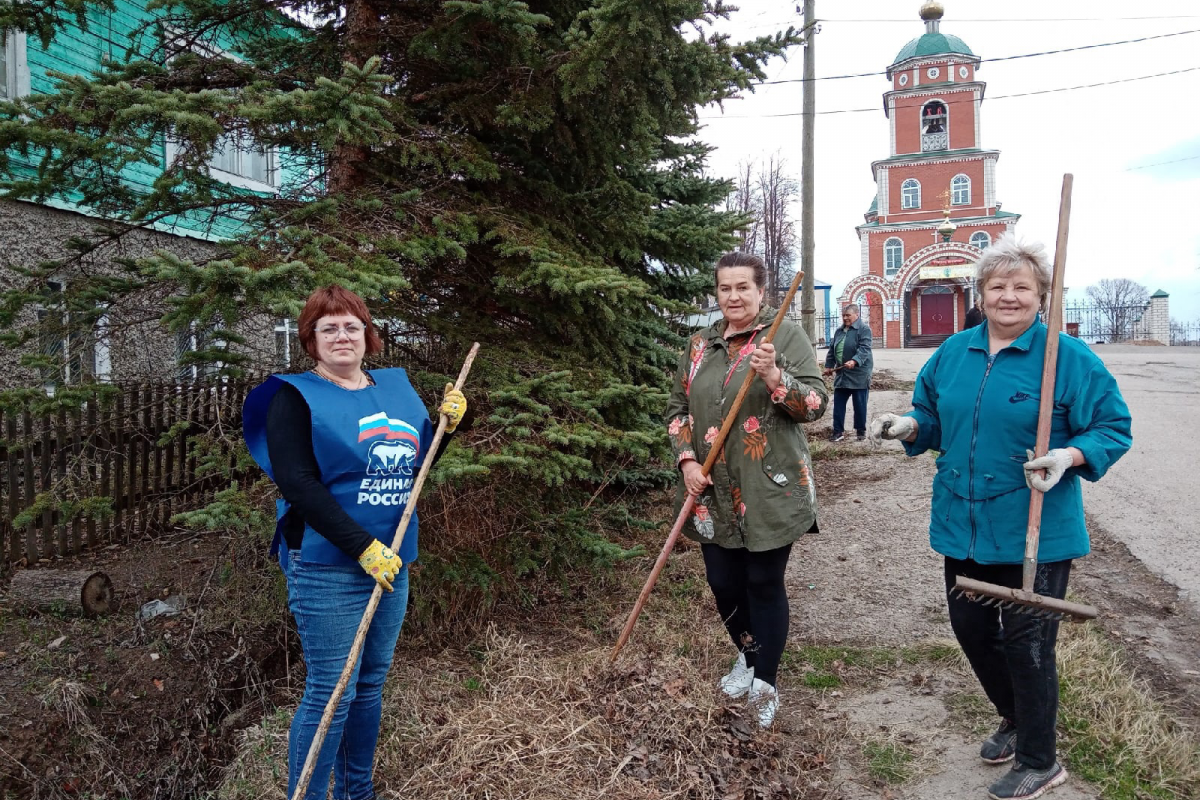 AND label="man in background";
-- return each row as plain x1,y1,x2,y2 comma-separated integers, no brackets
823,304,873,442
965,296,984,329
